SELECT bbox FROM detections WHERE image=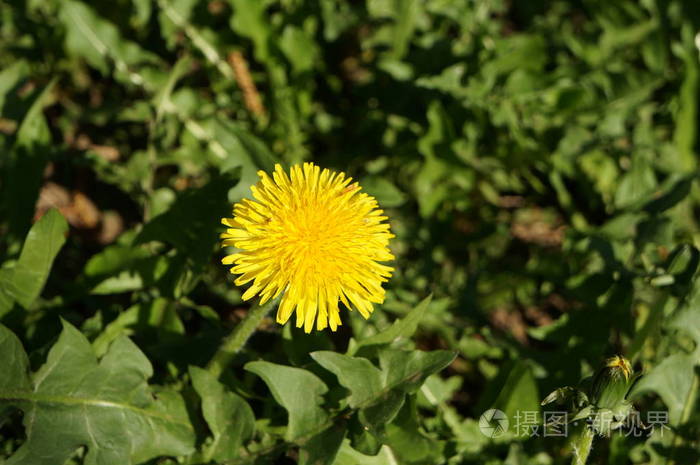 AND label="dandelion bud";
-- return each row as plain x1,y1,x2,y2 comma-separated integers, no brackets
589,355,633,411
